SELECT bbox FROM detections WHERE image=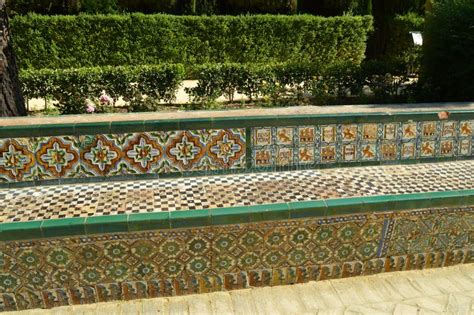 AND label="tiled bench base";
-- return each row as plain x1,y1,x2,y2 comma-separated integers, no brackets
1,206,472,311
